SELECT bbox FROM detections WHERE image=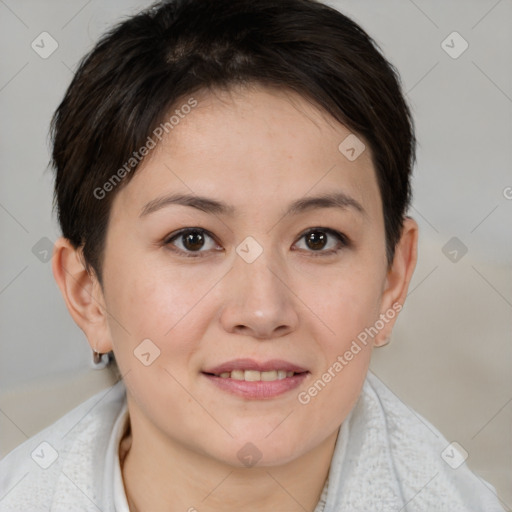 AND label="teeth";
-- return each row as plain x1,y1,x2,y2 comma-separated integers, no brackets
216,370,299,381
261,370,277,381
245,370,261,382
